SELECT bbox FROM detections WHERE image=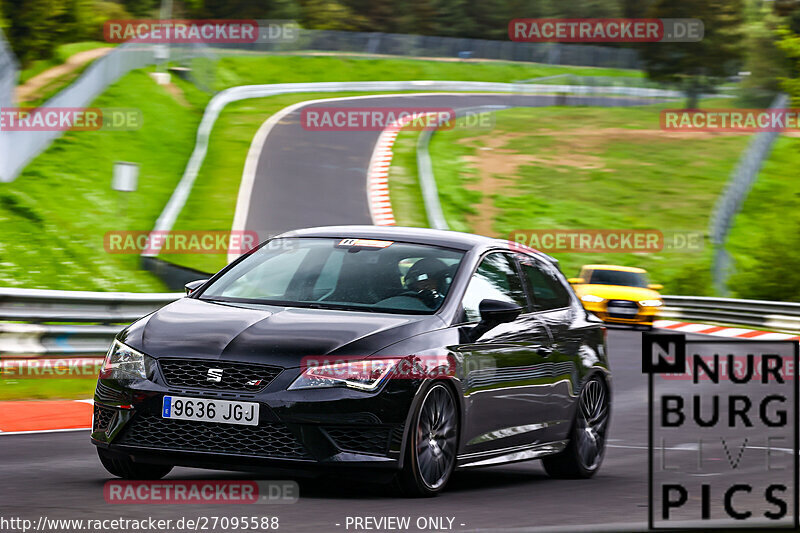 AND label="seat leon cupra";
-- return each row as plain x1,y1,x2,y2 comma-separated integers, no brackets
92,226,610,496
